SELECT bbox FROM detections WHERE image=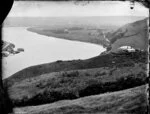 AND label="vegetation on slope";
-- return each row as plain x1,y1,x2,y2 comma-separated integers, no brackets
106,18,148,52
7,60,147,107
14,85,148,114
4,50,148,87
27,18,148,52
3,17,148,113
27,27,110,48
4,50,147,107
